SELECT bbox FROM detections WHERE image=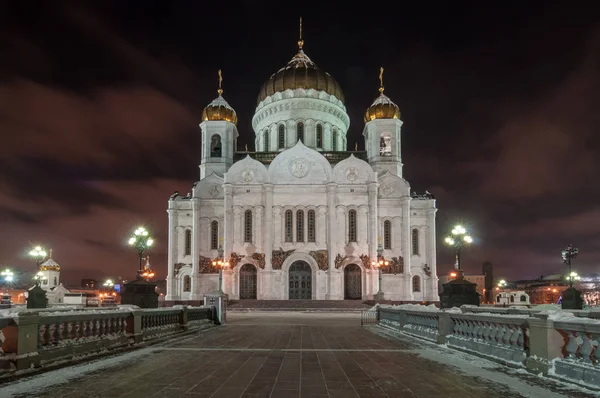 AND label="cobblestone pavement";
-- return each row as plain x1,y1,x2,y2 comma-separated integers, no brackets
0,312,596,398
